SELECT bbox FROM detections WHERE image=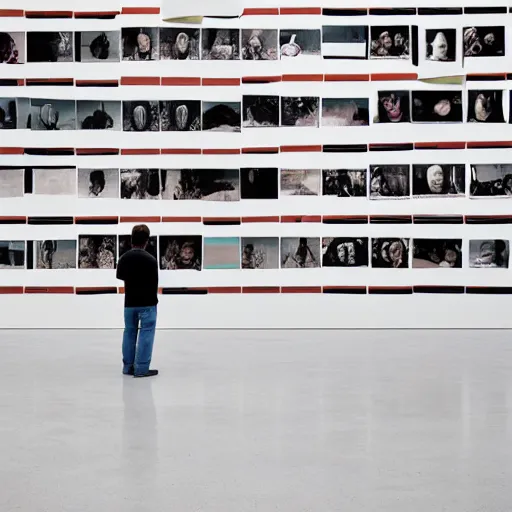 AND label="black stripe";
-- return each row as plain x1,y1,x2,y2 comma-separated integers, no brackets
466,75,505,82
466,286,512,294
75,82,119,88
369,287,413,295
75,13,118,19
414,215,464,224
322,8,367,15
465,216,512,225
242,148,279,154
161,288,208,295
0,218,26,224
414,286,465,294
74,32,81,62
322,217,368,224
418,7,462,15
323,287,367,294
24,168,33,194
370,216,412,224
369,7,416,15
411,24,419,67
26,241,34,270
323,55,368,60
25,12,73,18
26,81,73,87
28,217,74,225
369,143,413,152
203,220,241,226
323,144,367,153
468,143,511,149
0,79,21,86
24,148,74,156
76,289,118,295
465,6,507,14
75,218,119,225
